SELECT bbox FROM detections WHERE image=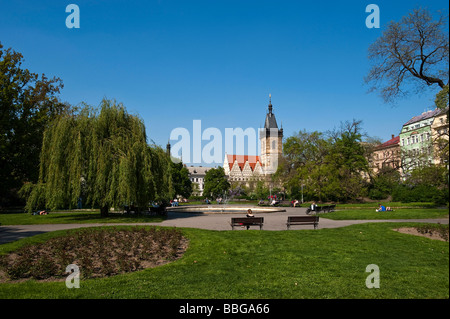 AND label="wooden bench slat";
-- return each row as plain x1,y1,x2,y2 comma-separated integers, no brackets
286,216,319,230
229,216,320,230
231,217,264,230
